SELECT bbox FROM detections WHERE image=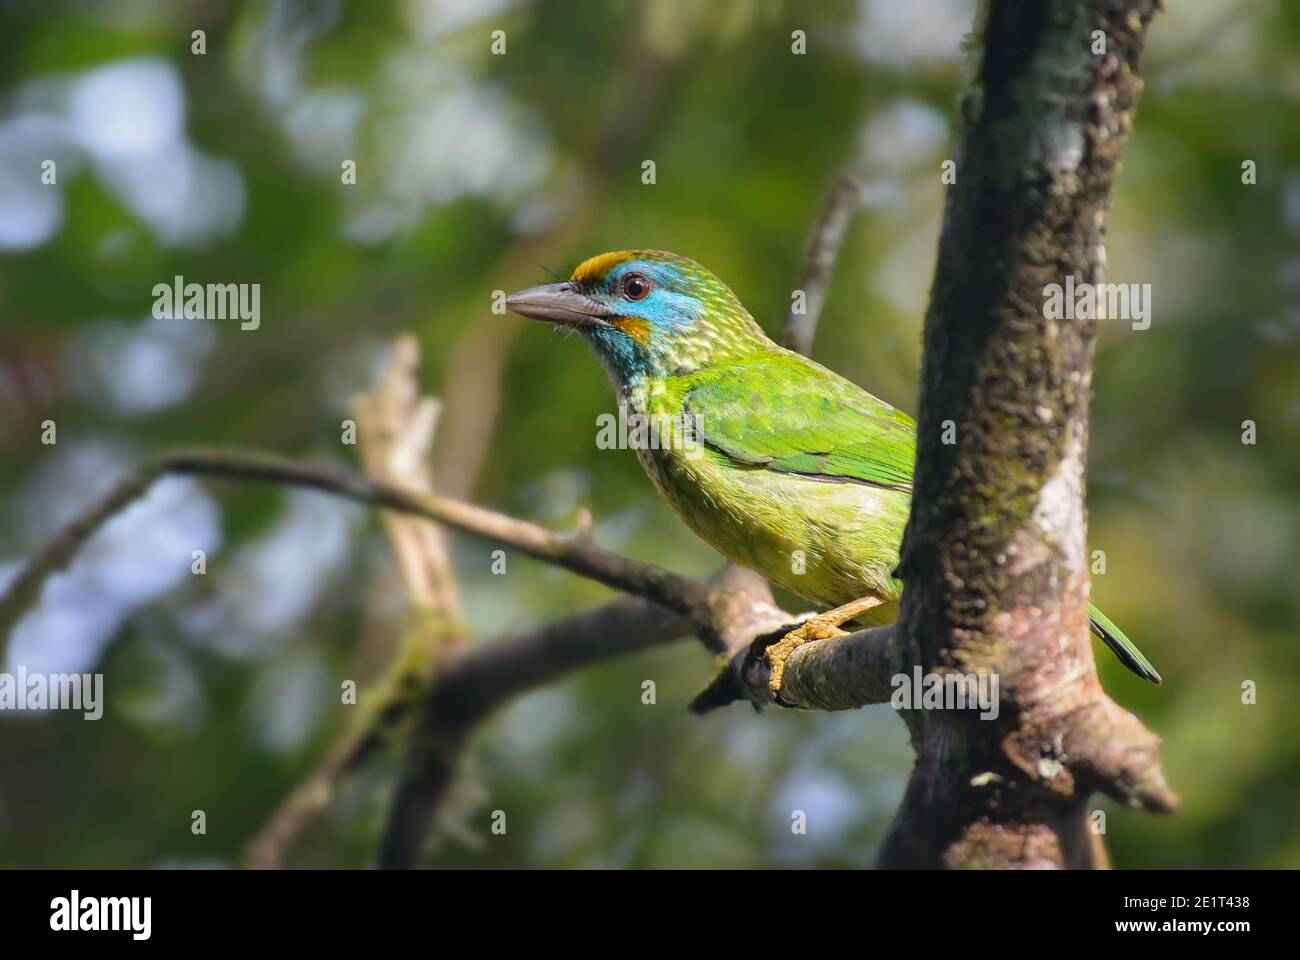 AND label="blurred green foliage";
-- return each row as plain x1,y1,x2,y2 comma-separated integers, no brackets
0,0,1297,869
